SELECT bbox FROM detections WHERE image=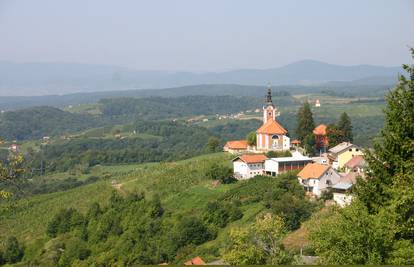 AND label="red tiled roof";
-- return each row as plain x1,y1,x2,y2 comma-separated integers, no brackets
313,124,327,135
257,119,287,135
291,139,301,145
297,163,330,180
233,154,268,164
184,257,206,265
224,140,248,150
345,155,365,169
